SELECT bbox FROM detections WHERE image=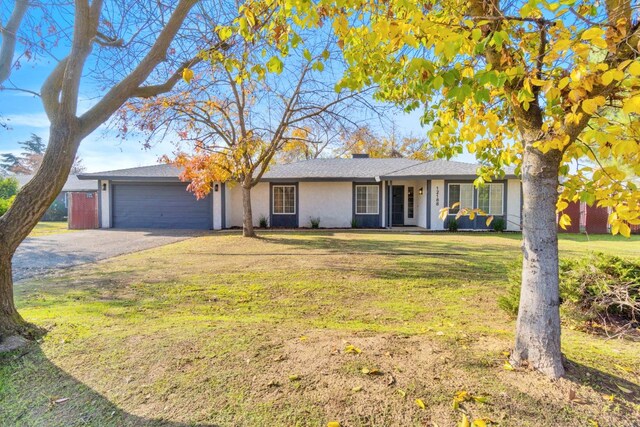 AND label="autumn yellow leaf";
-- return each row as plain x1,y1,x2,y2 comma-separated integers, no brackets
344,344,362,354
182,68,194,84
415,398,426,409
628,61,640,76
581,27,604,41
327,422,340,427
459,414,471,427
